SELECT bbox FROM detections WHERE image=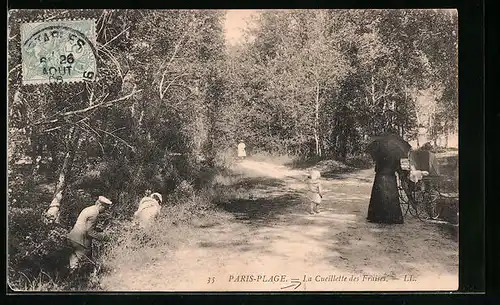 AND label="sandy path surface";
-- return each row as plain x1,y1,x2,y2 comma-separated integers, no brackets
101,159,458,291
